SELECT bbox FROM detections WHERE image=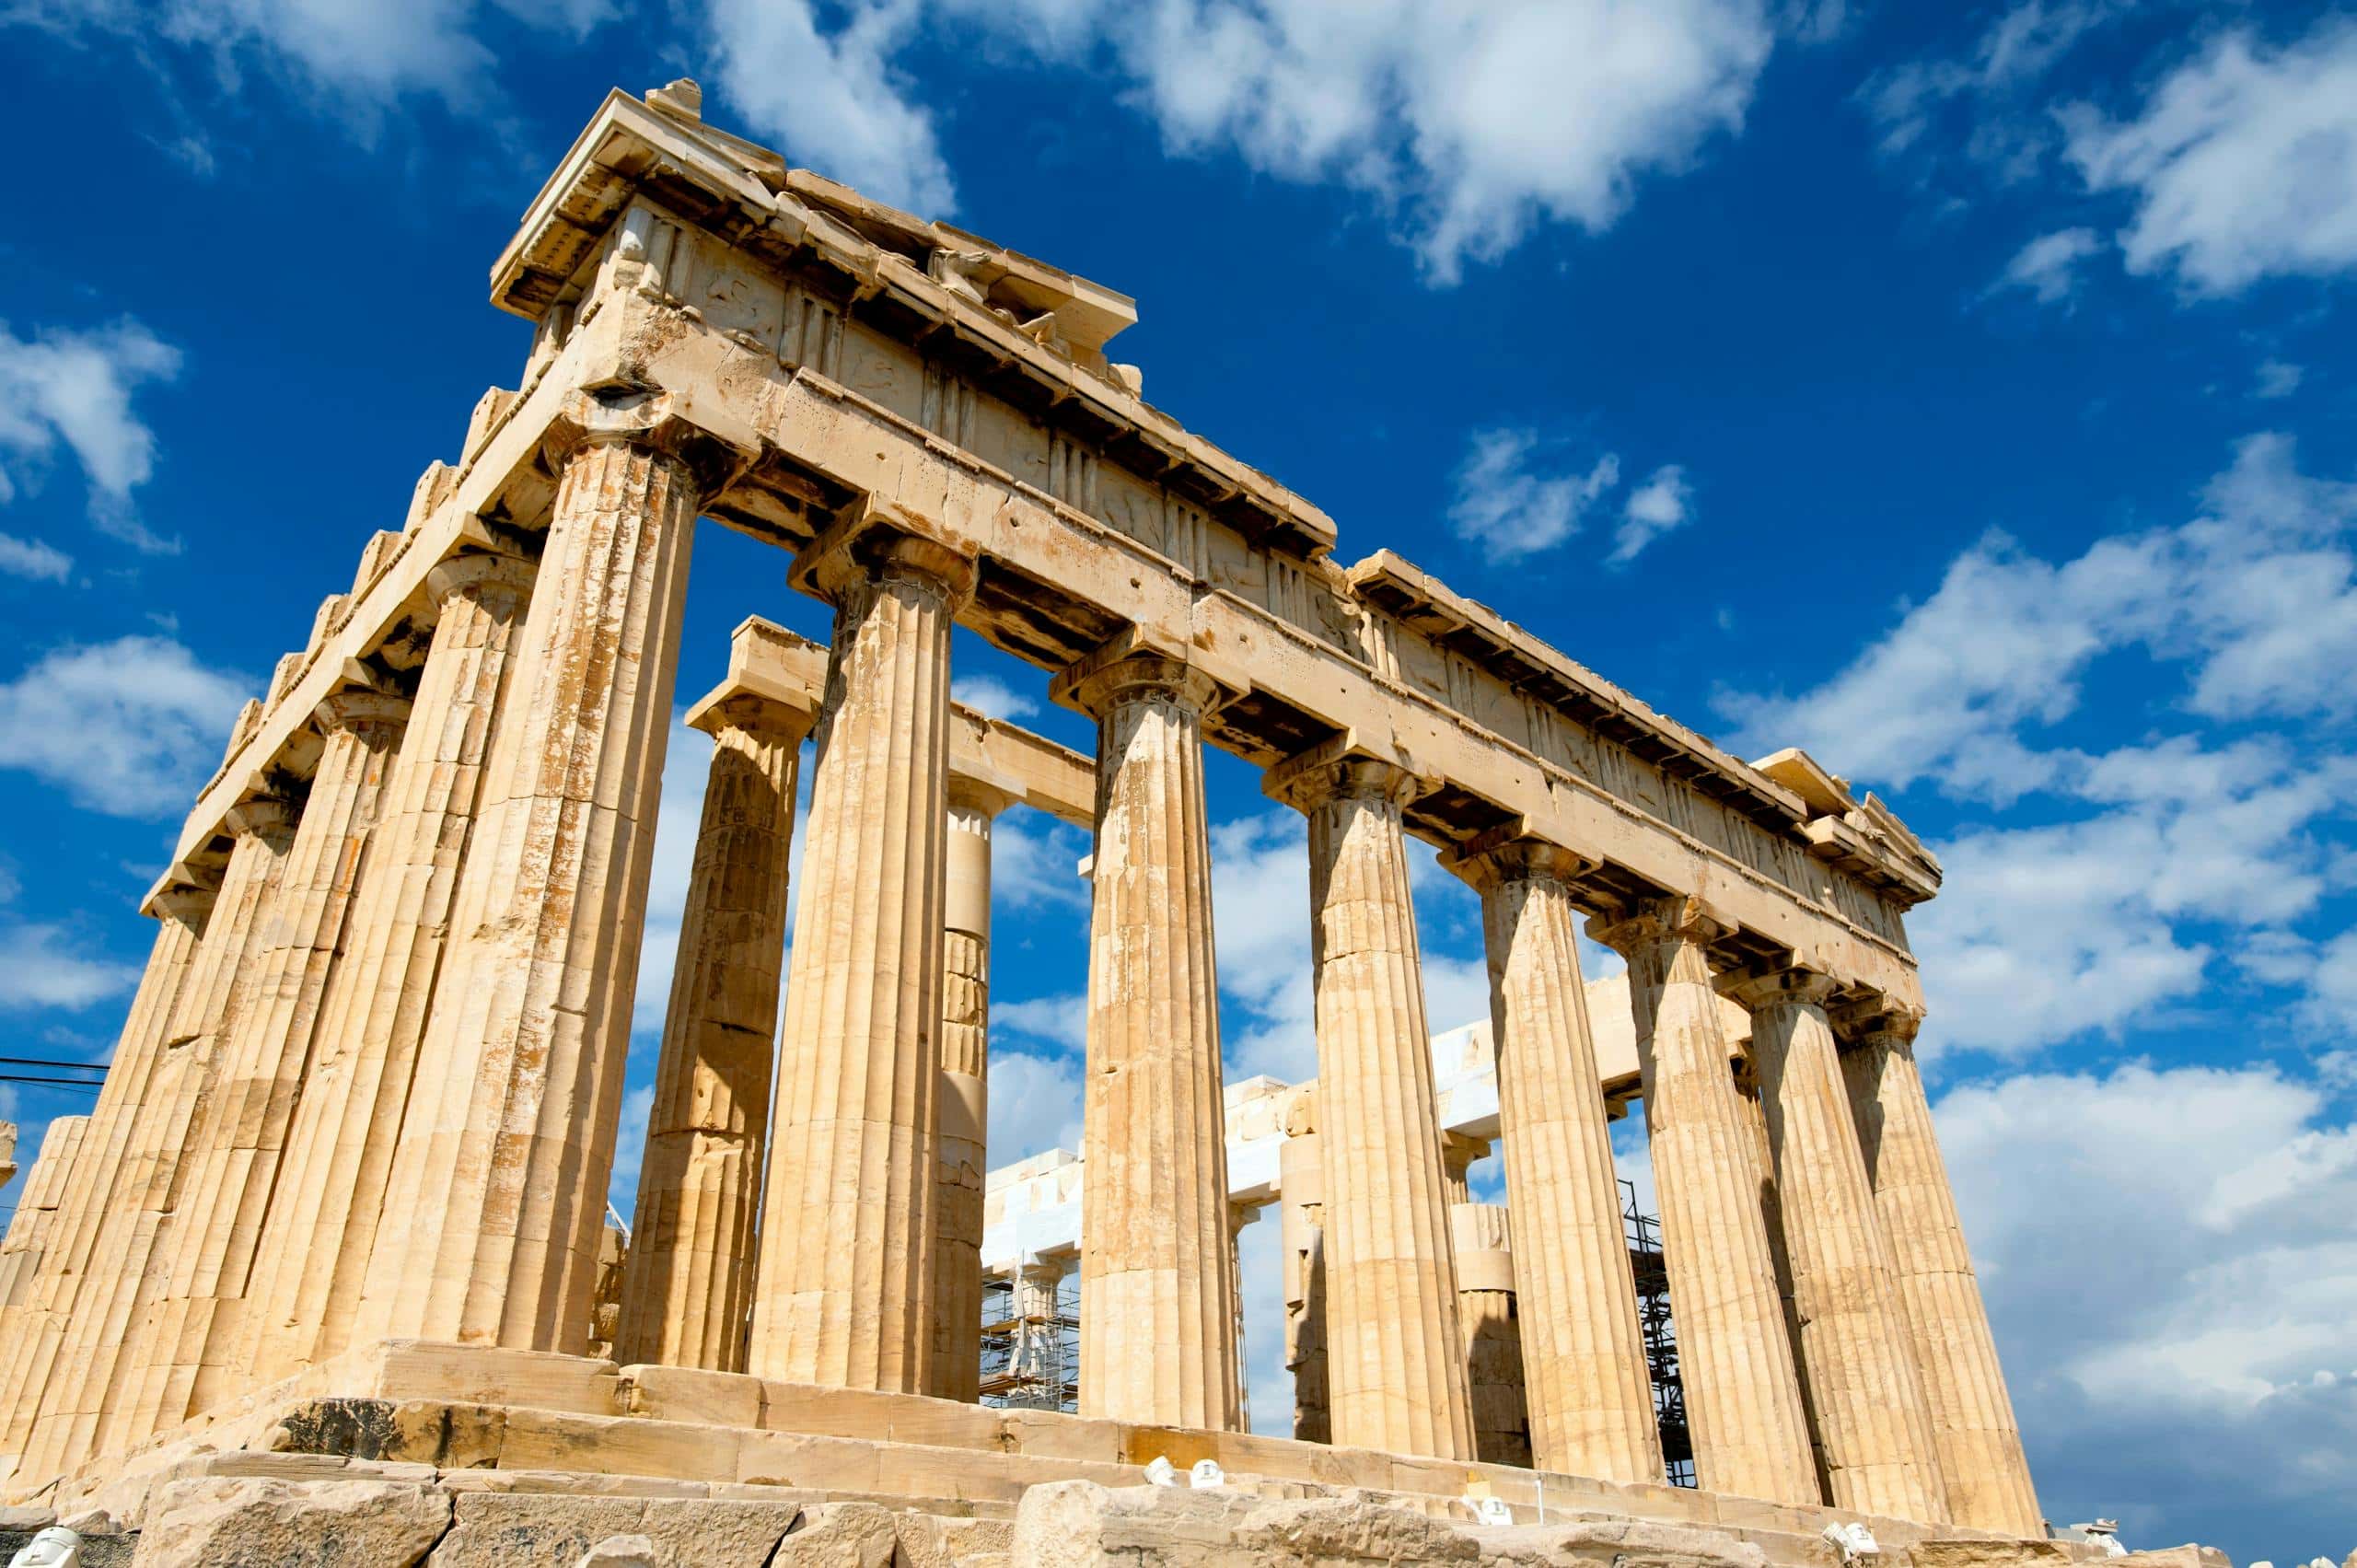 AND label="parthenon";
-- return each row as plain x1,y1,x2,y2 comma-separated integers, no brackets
0,79,2075,1566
